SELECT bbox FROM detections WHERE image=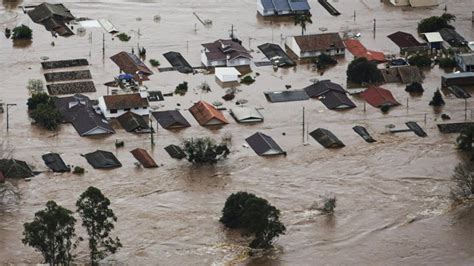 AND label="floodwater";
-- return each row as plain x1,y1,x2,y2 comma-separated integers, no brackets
1,0,474,264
